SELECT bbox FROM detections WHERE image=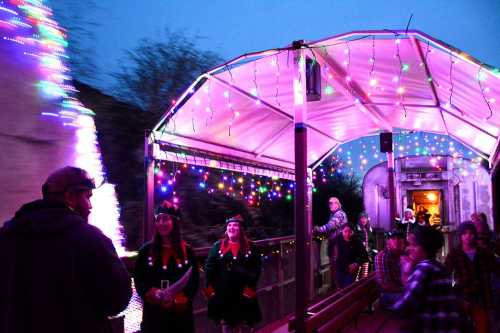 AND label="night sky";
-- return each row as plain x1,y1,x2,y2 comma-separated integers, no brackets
49,0,500,93
45,0,499,178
